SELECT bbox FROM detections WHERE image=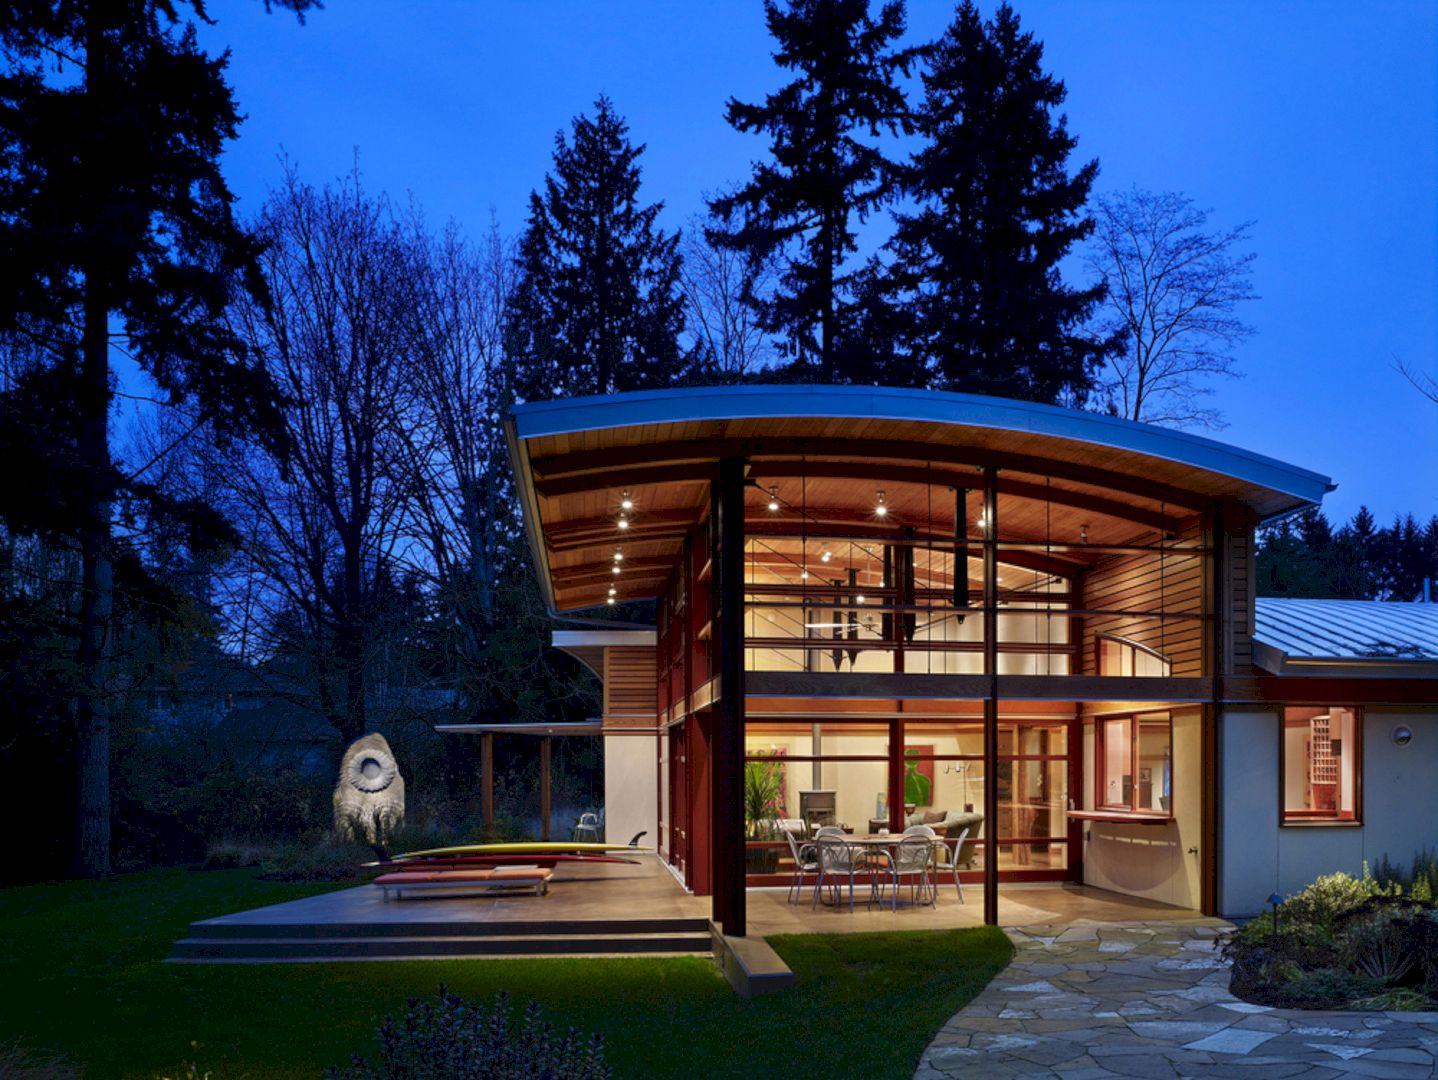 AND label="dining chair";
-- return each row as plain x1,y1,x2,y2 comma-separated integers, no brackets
812,835,872,912
930,826,970,903
882,834,938,910
782,827,819,905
